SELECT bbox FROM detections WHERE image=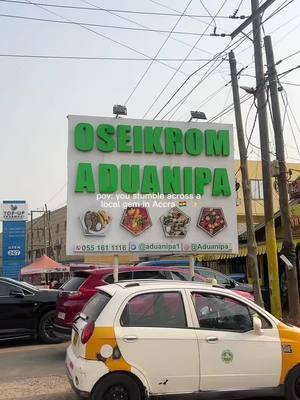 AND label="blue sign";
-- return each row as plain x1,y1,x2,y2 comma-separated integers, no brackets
2,201,27,280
